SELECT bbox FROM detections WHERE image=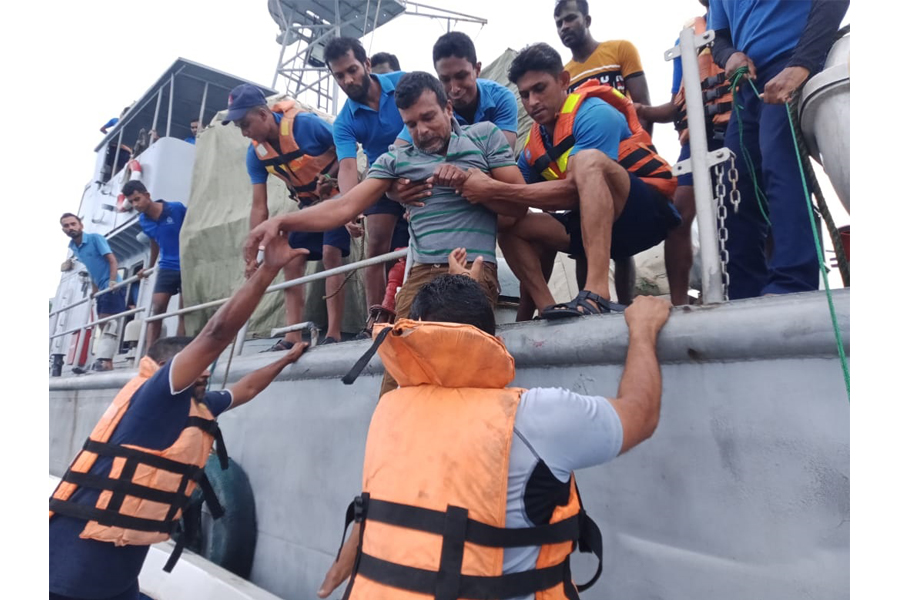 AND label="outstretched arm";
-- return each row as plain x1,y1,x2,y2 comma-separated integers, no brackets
171,234,309,393
228,342,308,409
607,295,671,454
